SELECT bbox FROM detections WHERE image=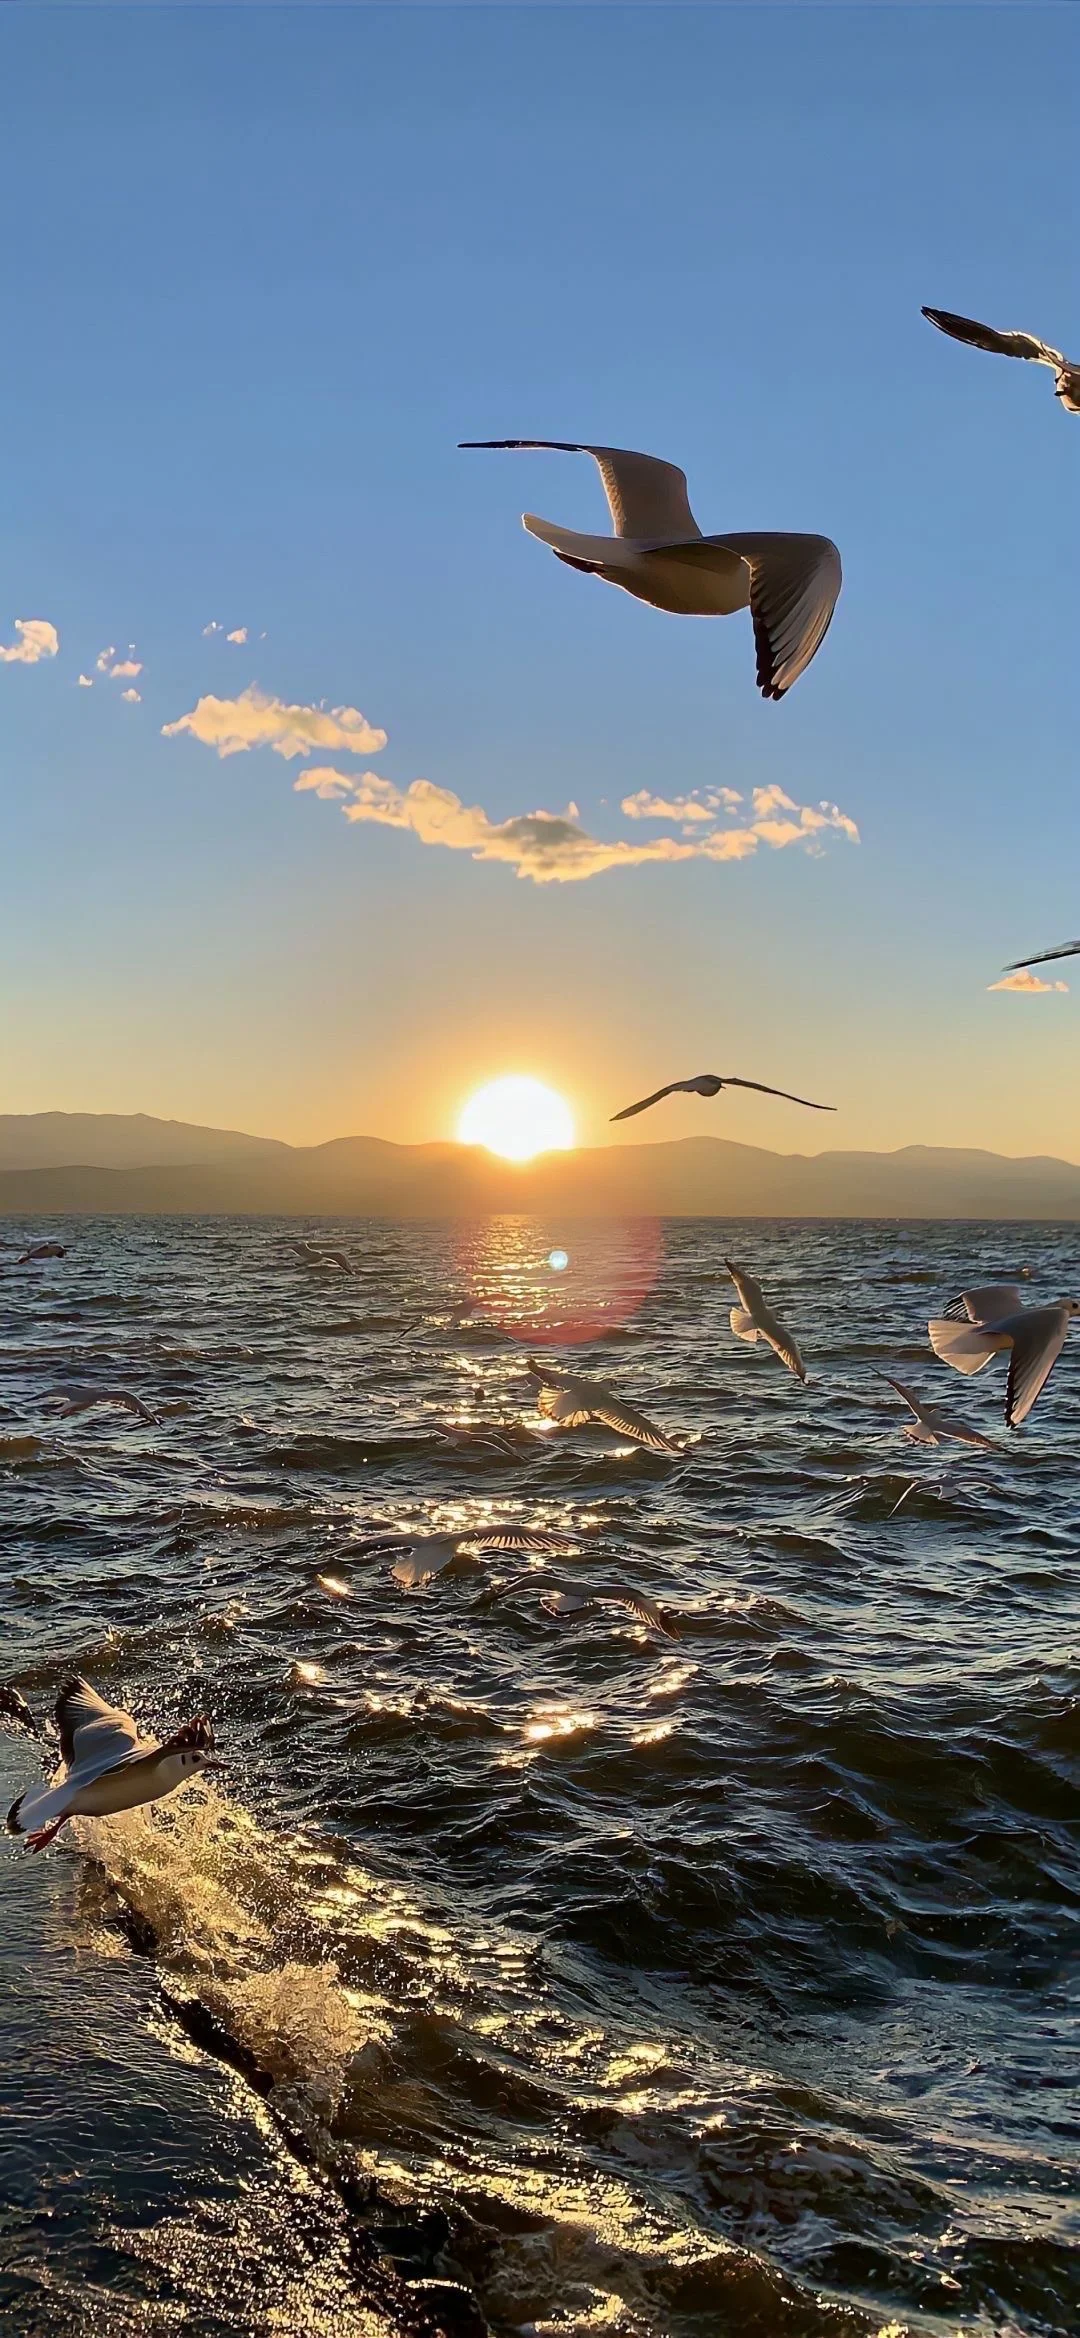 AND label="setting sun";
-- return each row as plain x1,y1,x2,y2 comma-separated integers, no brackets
457,1076,575,1163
